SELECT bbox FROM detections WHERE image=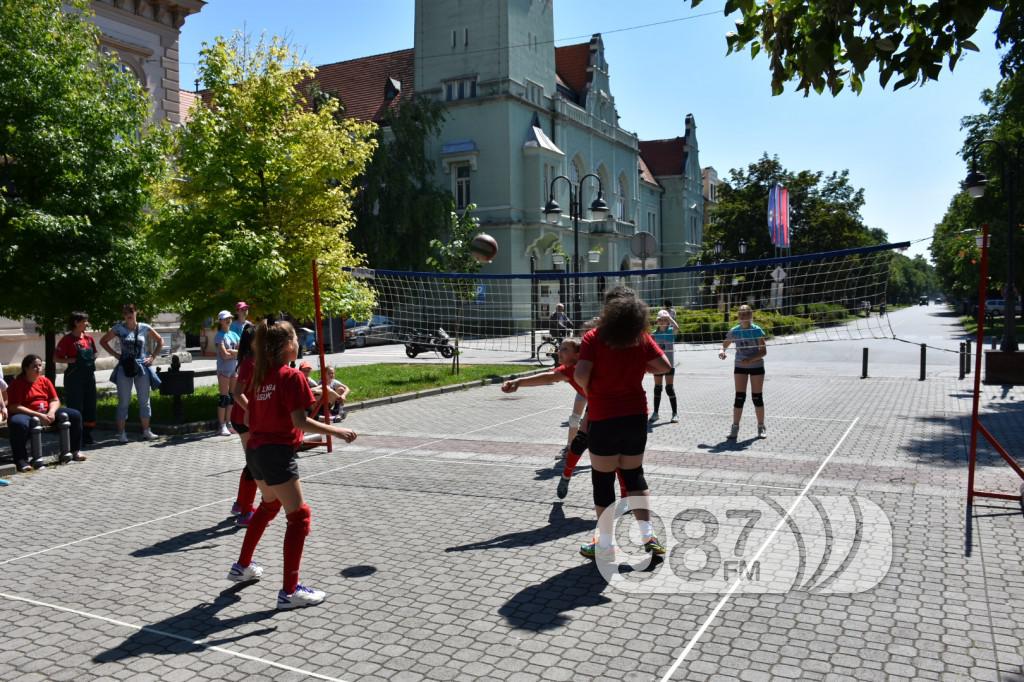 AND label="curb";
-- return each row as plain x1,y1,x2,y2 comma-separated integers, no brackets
97,367,548,437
